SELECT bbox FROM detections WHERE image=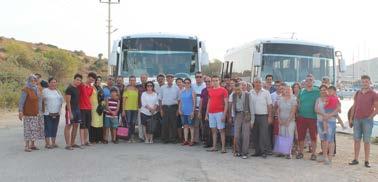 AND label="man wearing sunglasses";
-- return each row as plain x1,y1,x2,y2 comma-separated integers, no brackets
192,72,206,144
